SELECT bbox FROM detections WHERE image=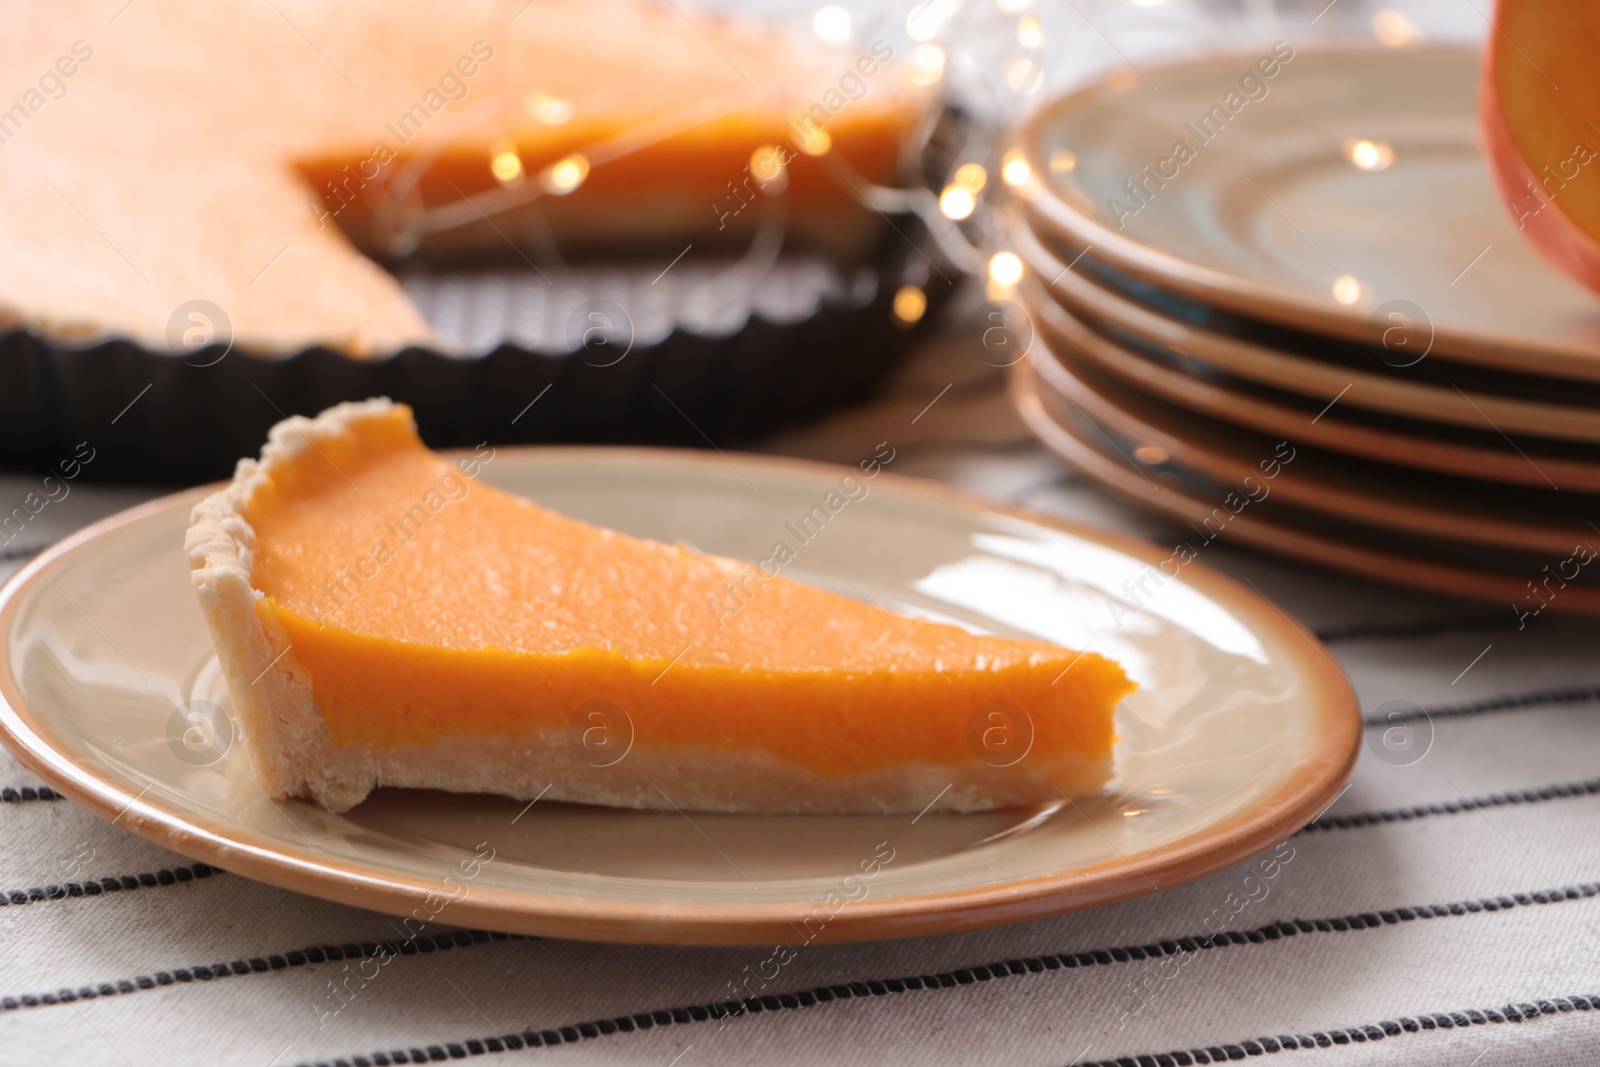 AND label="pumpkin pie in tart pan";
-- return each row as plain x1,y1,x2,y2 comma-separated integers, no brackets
0,0,947,482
